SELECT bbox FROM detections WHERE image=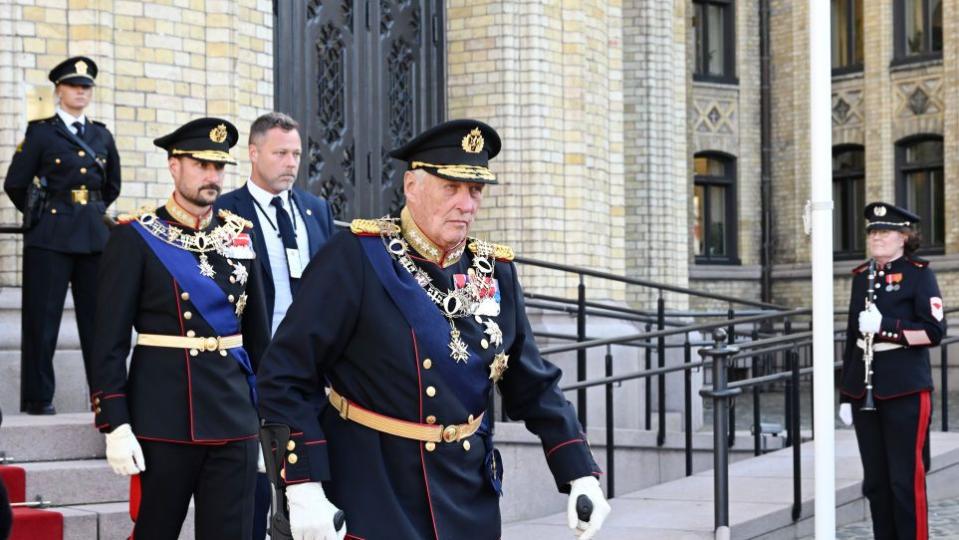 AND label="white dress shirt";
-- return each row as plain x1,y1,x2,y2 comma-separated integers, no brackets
246,179,311,335
56,107,87,134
